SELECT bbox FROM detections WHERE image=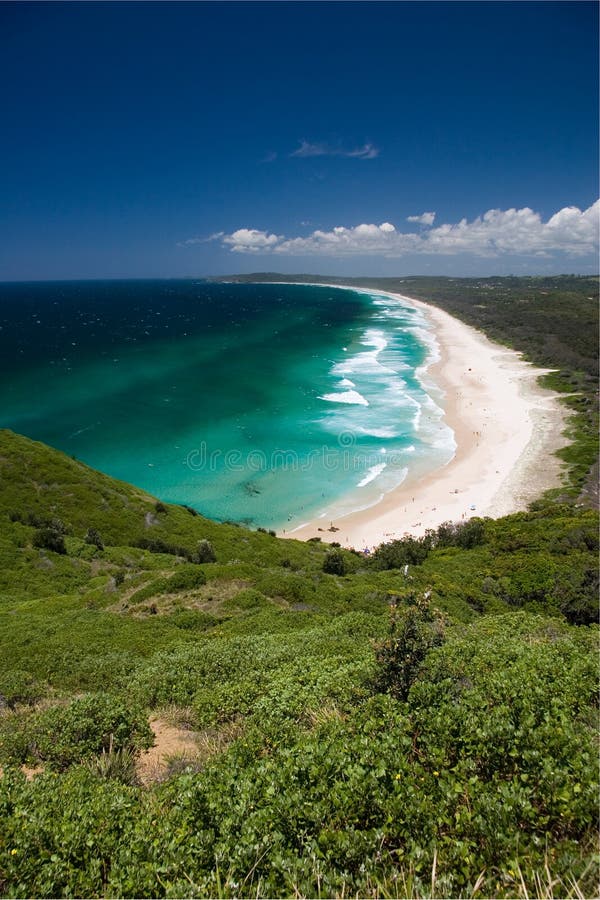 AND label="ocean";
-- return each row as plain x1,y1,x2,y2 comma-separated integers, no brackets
0,280,455,530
